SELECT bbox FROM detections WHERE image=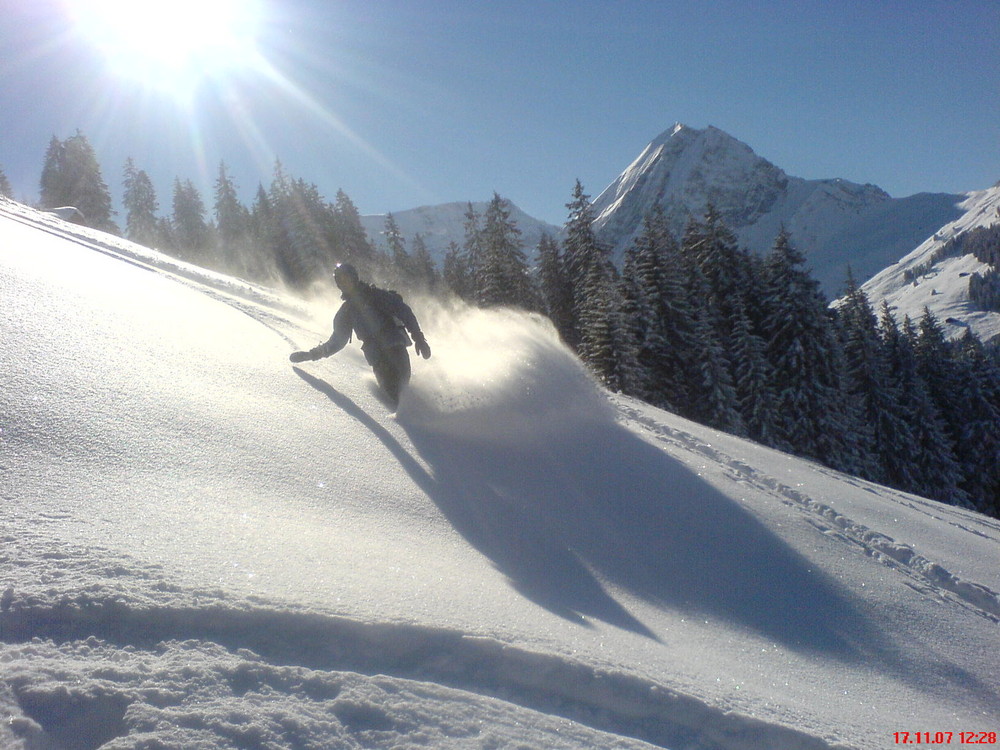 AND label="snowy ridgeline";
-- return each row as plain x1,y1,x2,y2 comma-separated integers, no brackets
2,198,1000,749
860,184,1000,344
588,124,969,297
